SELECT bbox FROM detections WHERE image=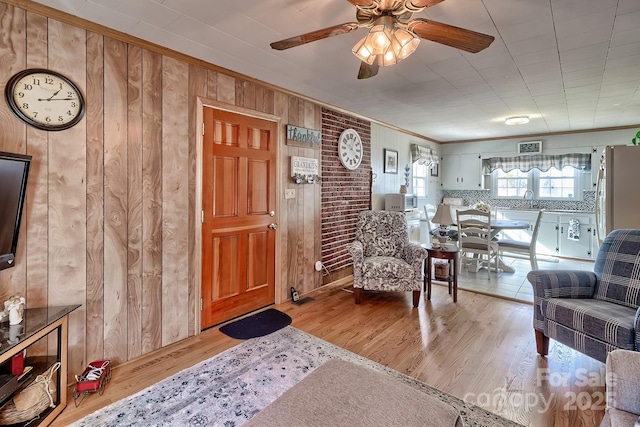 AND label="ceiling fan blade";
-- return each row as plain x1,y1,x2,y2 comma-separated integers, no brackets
408,18,494,53
406,0,446,8
270,23,360,50
357,61,379,79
